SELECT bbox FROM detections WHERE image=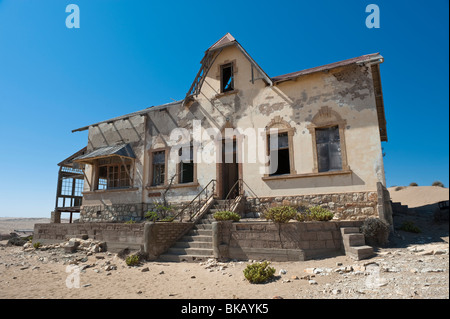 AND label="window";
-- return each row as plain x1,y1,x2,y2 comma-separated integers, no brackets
307,106,349,174
152,150,166,186
179,146,194,184
95,157,132,190
97,161,132,190
268,132,291,176
61,178,73,196
220,63,234,93
315,126,342,172
264,116,296,177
